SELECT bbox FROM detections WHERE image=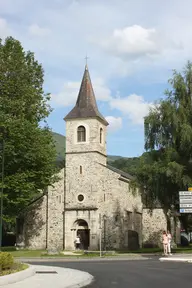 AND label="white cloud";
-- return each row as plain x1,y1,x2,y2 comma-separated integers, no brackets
92,78,112,101
0,18,11,38
110,94,153,125
1,0,192,82
51,77,111,107
105,116,122,132
101,25,159,58
51,81,79,107
98,24,180,60
28,24,51,37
